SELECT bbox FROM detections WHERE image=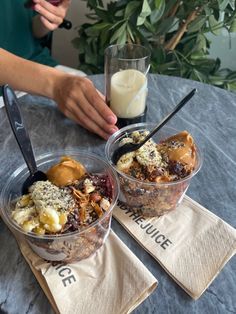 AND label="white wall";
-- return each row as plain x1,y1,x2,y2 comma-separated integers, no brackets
52,0,109,69
52,1,236,71
52,0,90,69
207,32,236,70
